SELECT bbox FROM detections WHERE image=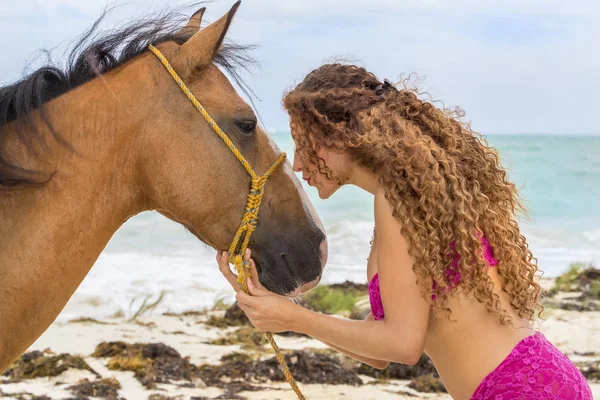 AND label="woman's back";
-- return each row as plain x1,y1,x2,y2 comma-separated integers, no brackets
426,266,533,399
